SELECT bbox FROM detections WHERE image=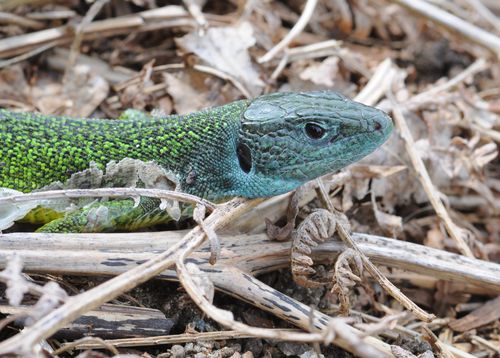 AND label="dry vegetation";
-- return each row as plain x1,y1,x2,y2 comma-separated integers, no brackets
0,0,499,357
